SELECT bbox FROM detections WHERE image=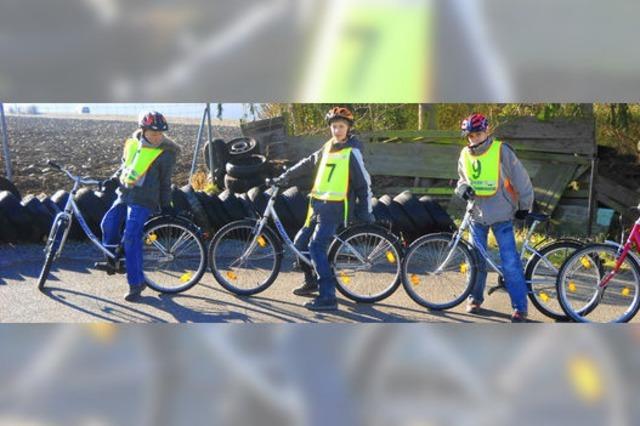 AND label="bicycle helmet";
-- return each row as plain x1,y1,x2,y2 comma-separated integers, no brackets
138,111,169,132
325,107,354,126
461,113,488,136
